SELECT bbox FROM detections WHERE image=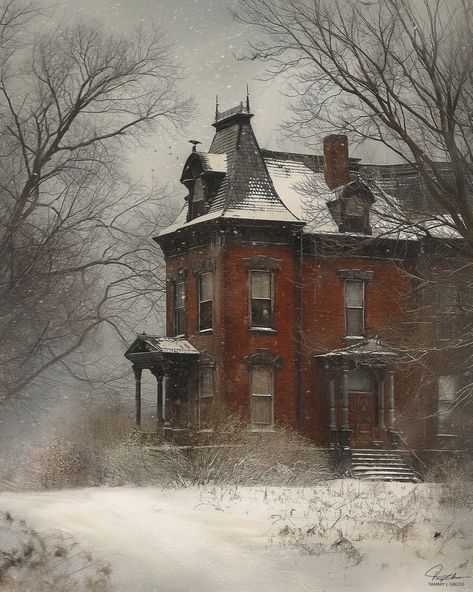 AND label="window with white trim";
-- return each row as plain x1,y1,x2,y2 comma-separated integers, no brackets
174,280,185,337
250,270,273,329
199,367,213,430
250,366,274,428
345,280,365,336
438,375,458,434
199,272,213,331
